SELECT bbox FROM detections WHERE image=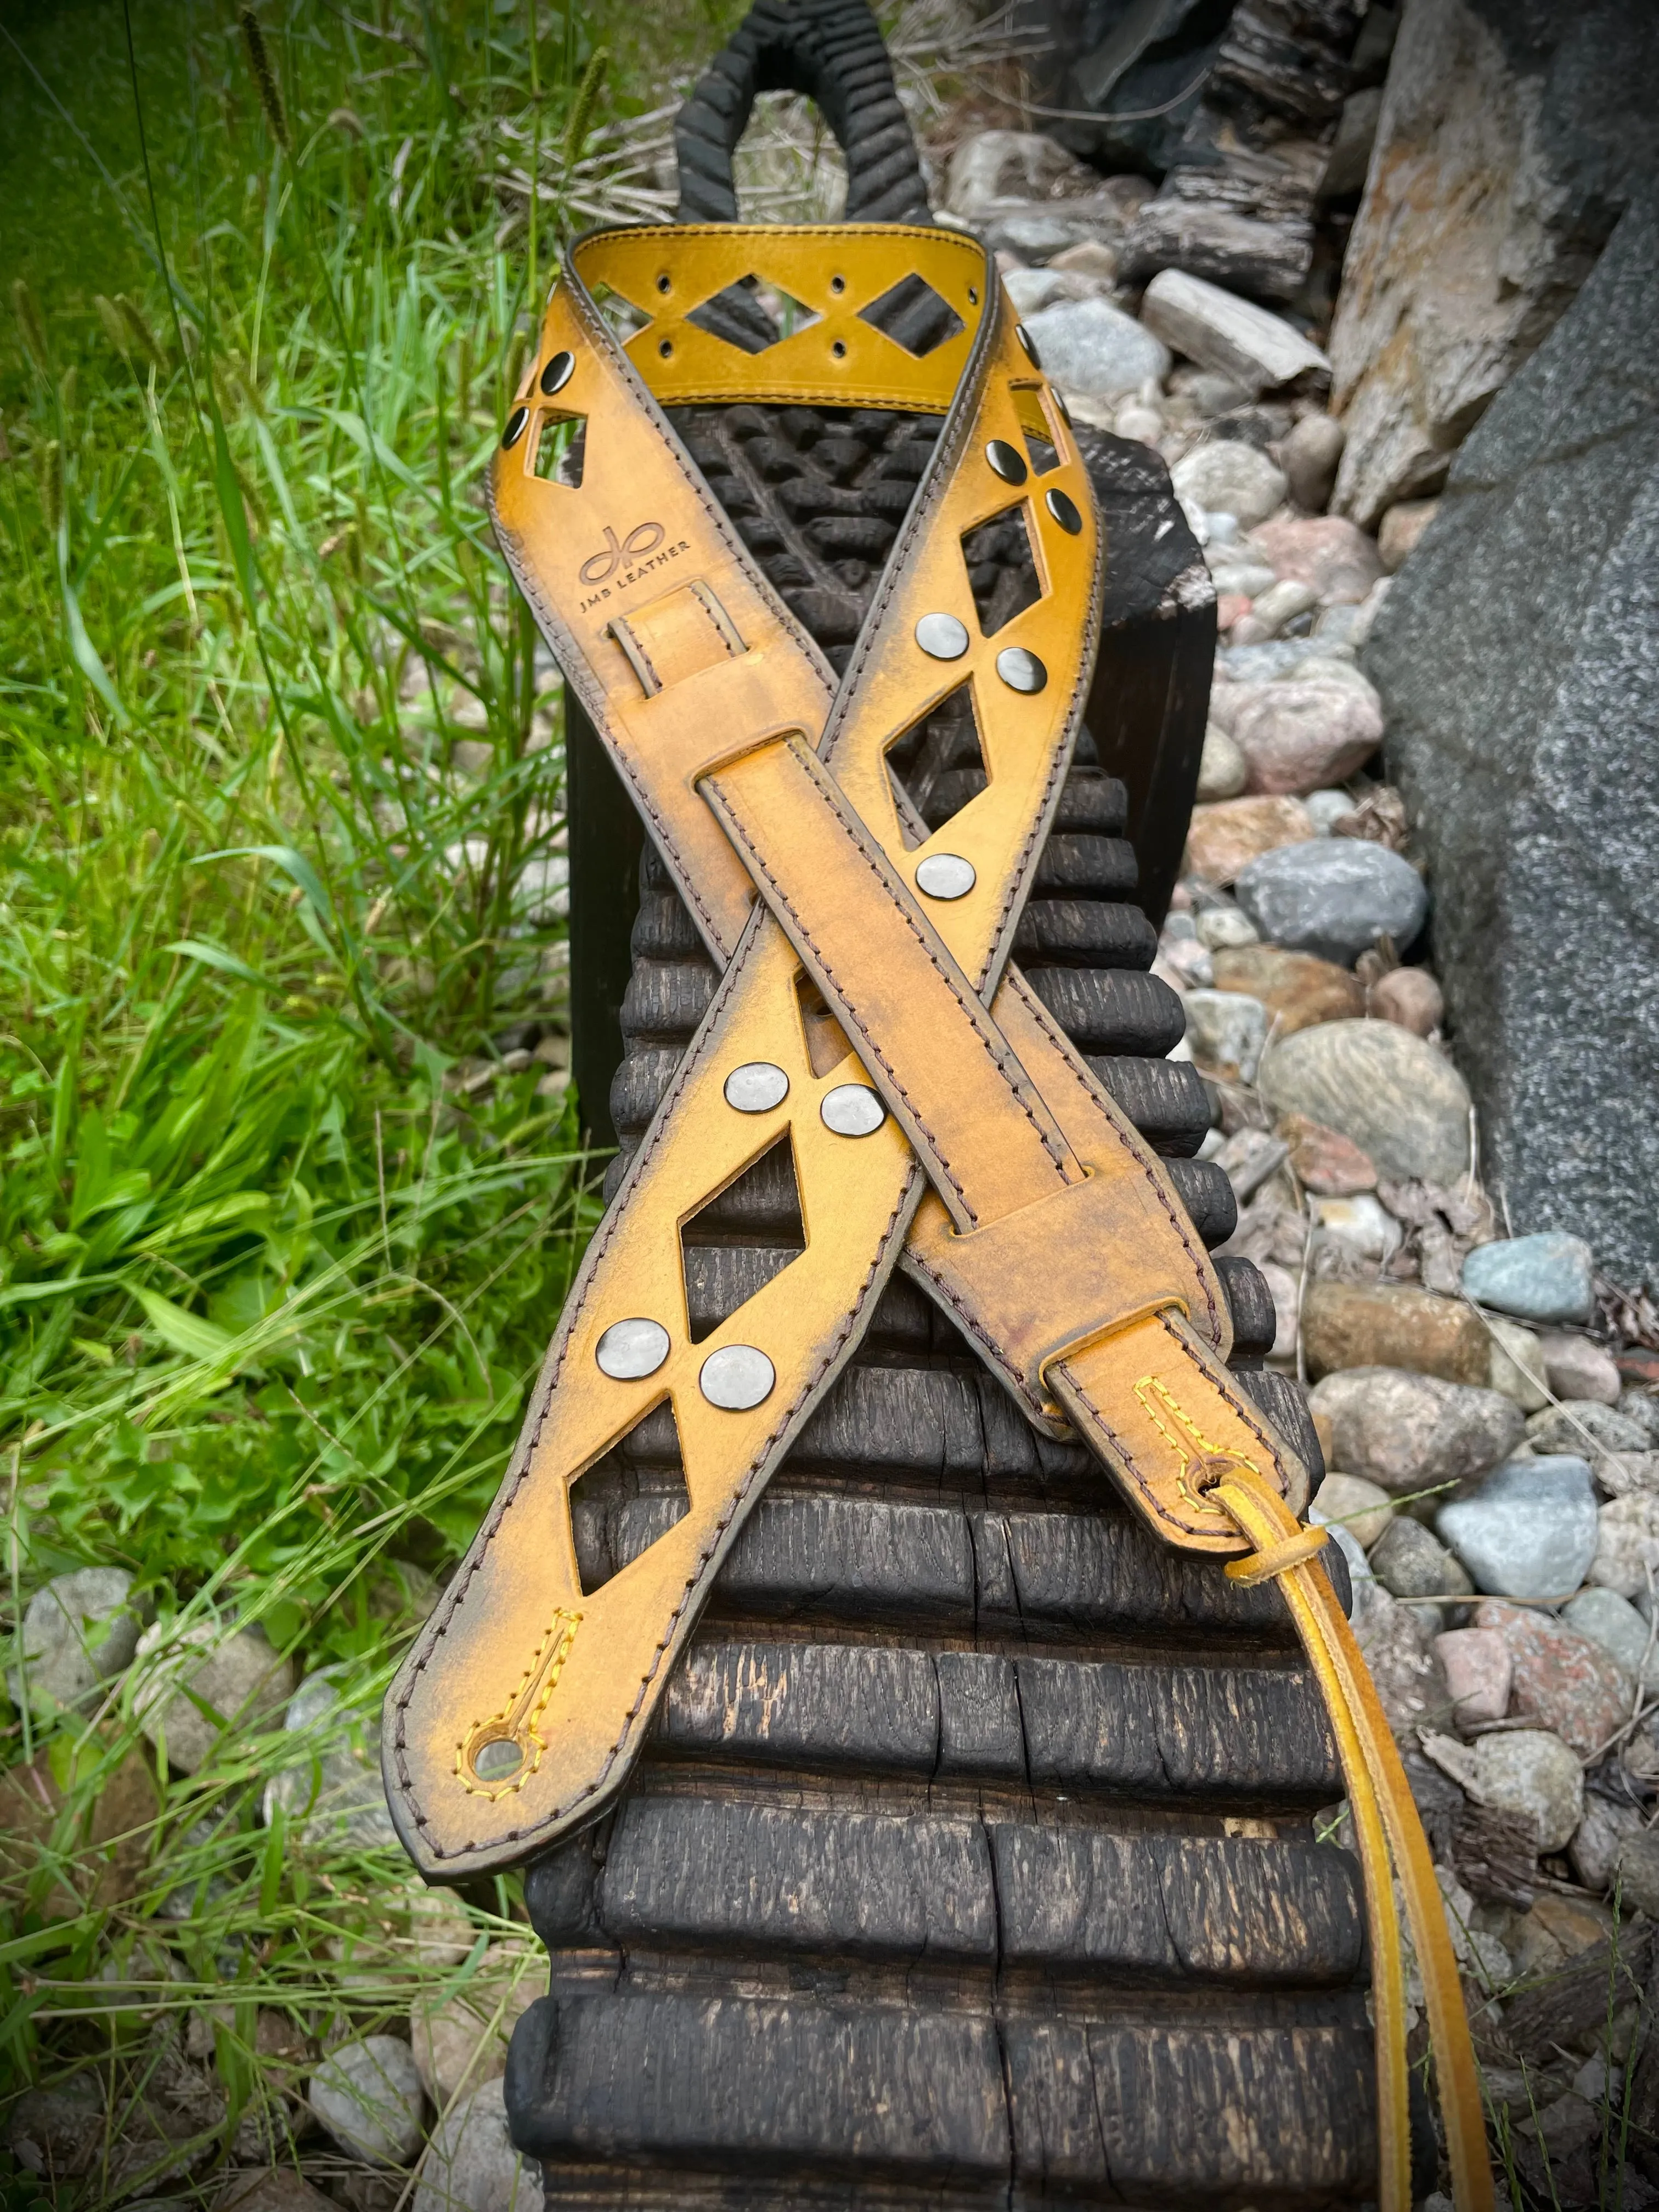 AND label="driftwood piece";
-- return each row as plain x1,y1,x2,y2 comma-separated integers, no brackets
1500,1927,1652,2066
